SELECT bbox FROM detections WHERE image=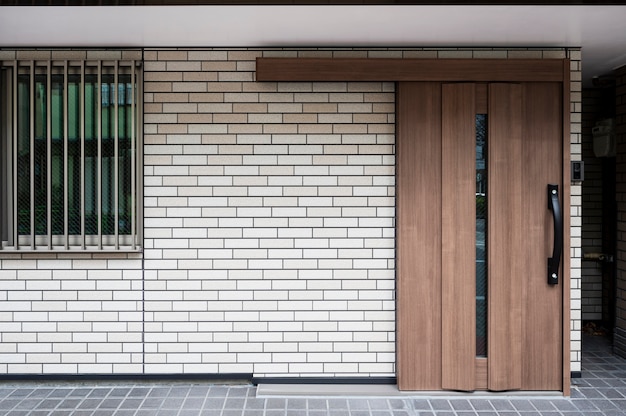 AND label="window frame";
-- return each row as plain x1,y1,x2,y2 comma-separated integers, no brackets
0,58,143,252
